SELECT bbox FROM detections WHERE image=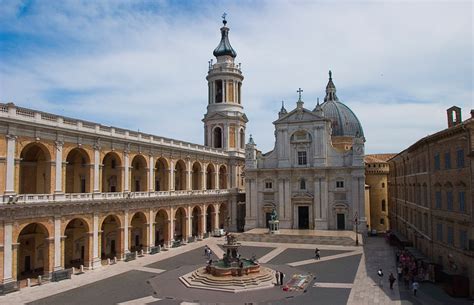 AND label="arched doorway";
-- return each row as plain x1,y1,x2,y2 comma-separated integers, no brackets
101,215,121,259
64,218,89,269
192,162,202,190
19,143,52,194
155,210,169,247
174,207,187,241
219,203,228,230
213,127,222,148
131,155,148,192
174,160,186,191
65,148,91,193
206,164,215,190
17,223,50,280
130,212,147,252
219,165,227,189
155,158,169,191
206,205,215,233
102,152,122,192
191,206,202,238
